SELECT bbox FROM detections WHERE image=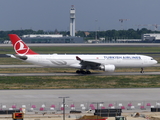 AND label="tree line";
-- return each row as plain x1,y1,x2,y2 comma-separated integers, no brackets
77,28,160,41
0,28,160,42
